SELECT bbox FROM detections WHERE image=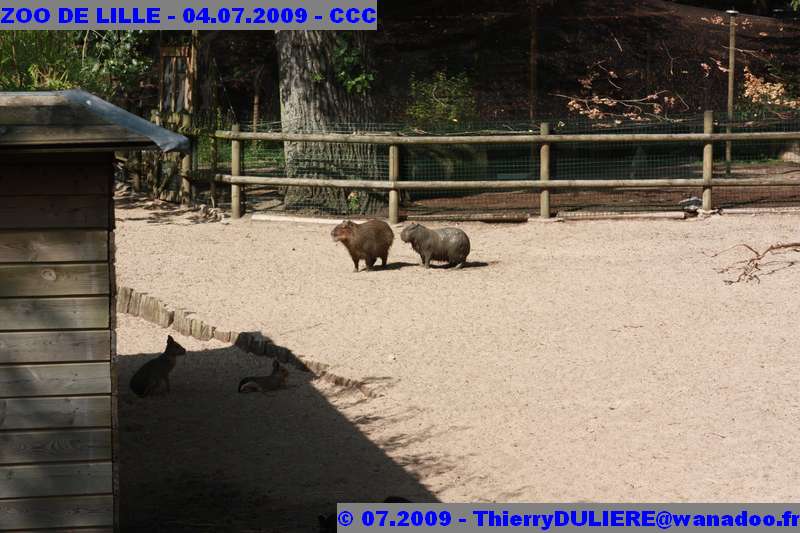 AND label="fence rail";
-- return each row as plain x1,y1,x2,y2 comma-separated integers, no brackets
215,176,800,190
211,110,800,222
214,130,800,145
